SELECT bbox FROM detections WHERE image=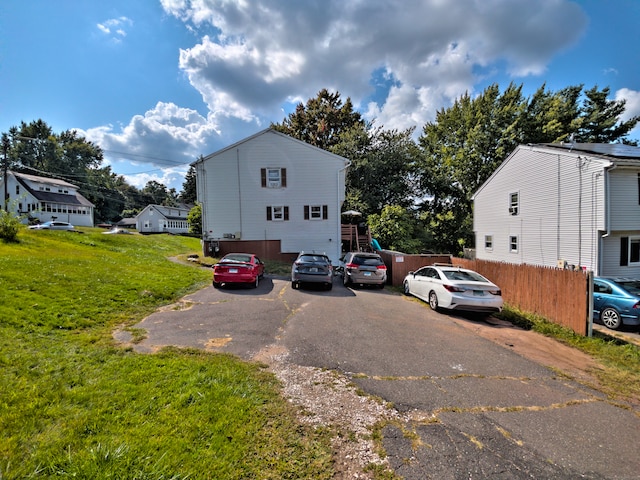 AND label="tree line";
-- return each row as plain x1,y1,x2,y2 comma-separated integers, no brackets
2,82,638,253
1,119,198,224
273,84,639,254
